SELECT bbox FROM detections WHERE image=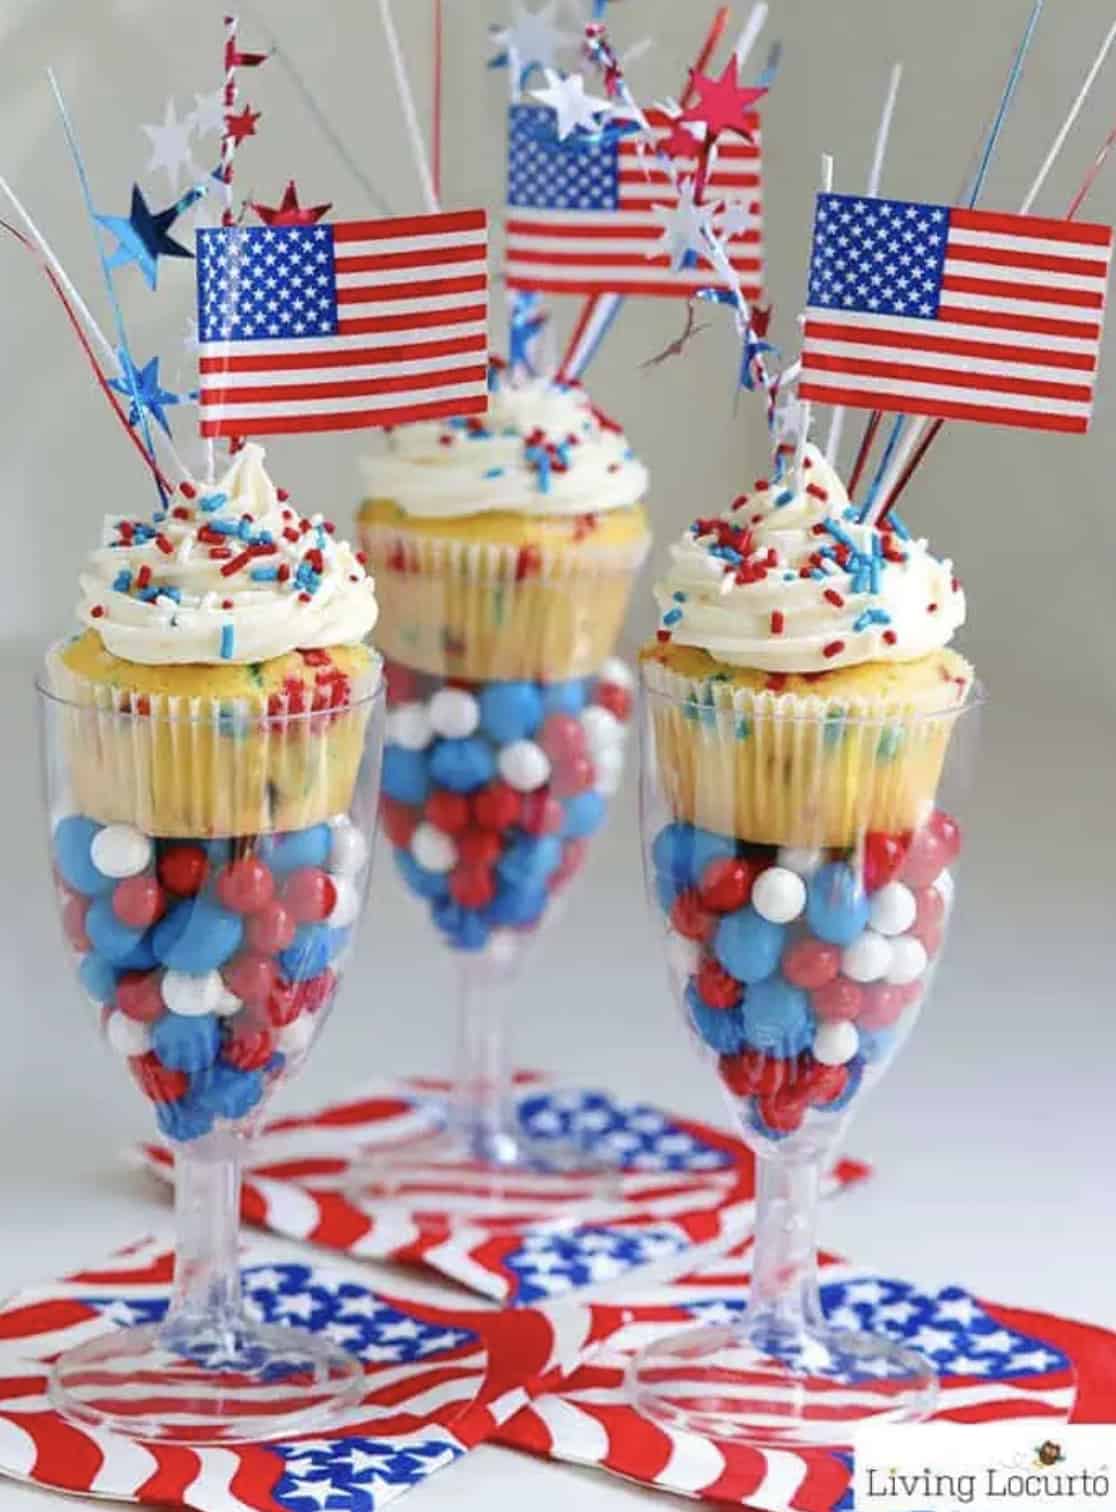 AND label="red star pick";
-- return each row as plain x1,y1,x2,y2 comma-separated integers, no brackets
225,104,261,145
252,181,333,227
661,116,703,162
680,57,766,143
